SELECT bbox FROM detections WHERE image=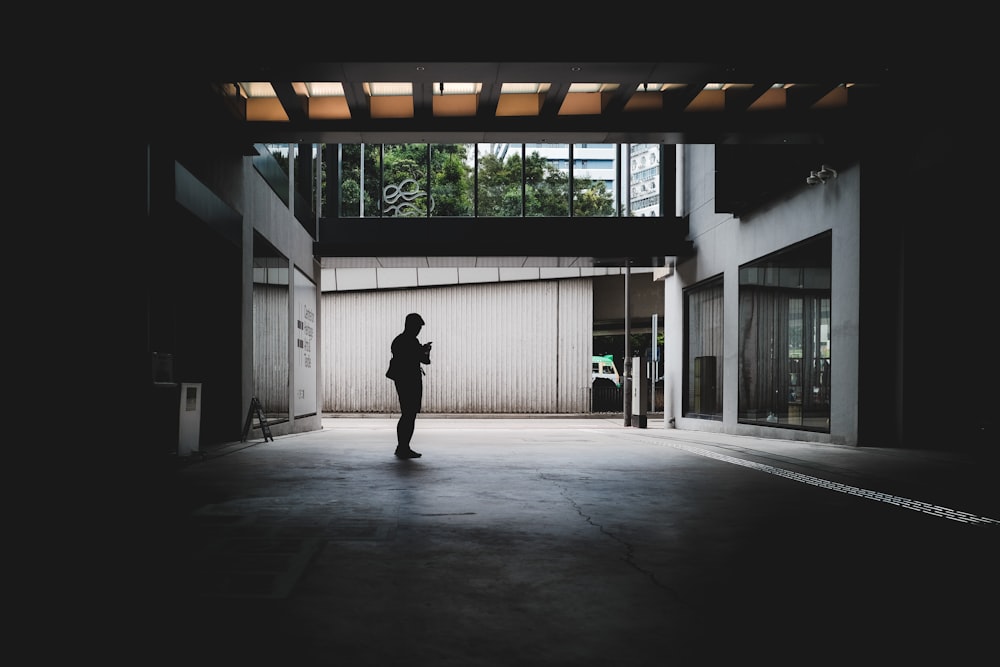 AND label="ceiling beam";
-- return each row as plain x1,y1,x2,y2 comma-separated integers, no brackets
342,81,370,121
316,217,694,261
540,81,571,118
603,80,643,116
270,81,308,123
661,82,708,114
786,83,842,111
413,81,434,119
725,83,774,112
